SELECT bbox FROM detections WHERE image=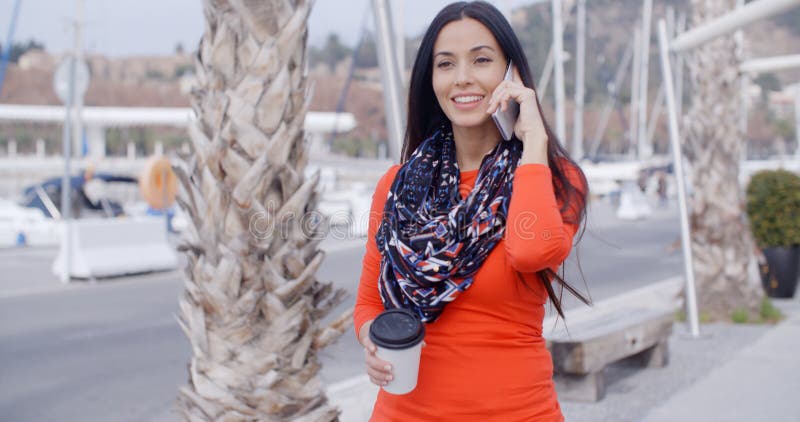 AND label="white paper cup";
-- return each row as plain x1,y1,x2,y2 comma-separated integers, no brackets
369,309,426,395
